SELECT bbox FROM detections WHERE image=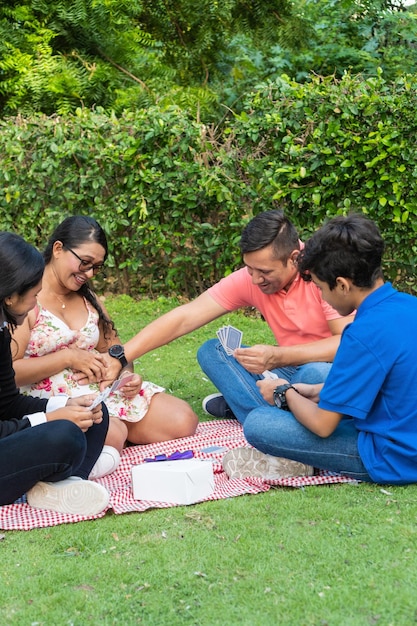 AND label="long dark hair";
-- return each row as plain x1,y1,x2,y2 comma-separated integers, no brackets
44,216,116,338
0,232,44,330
